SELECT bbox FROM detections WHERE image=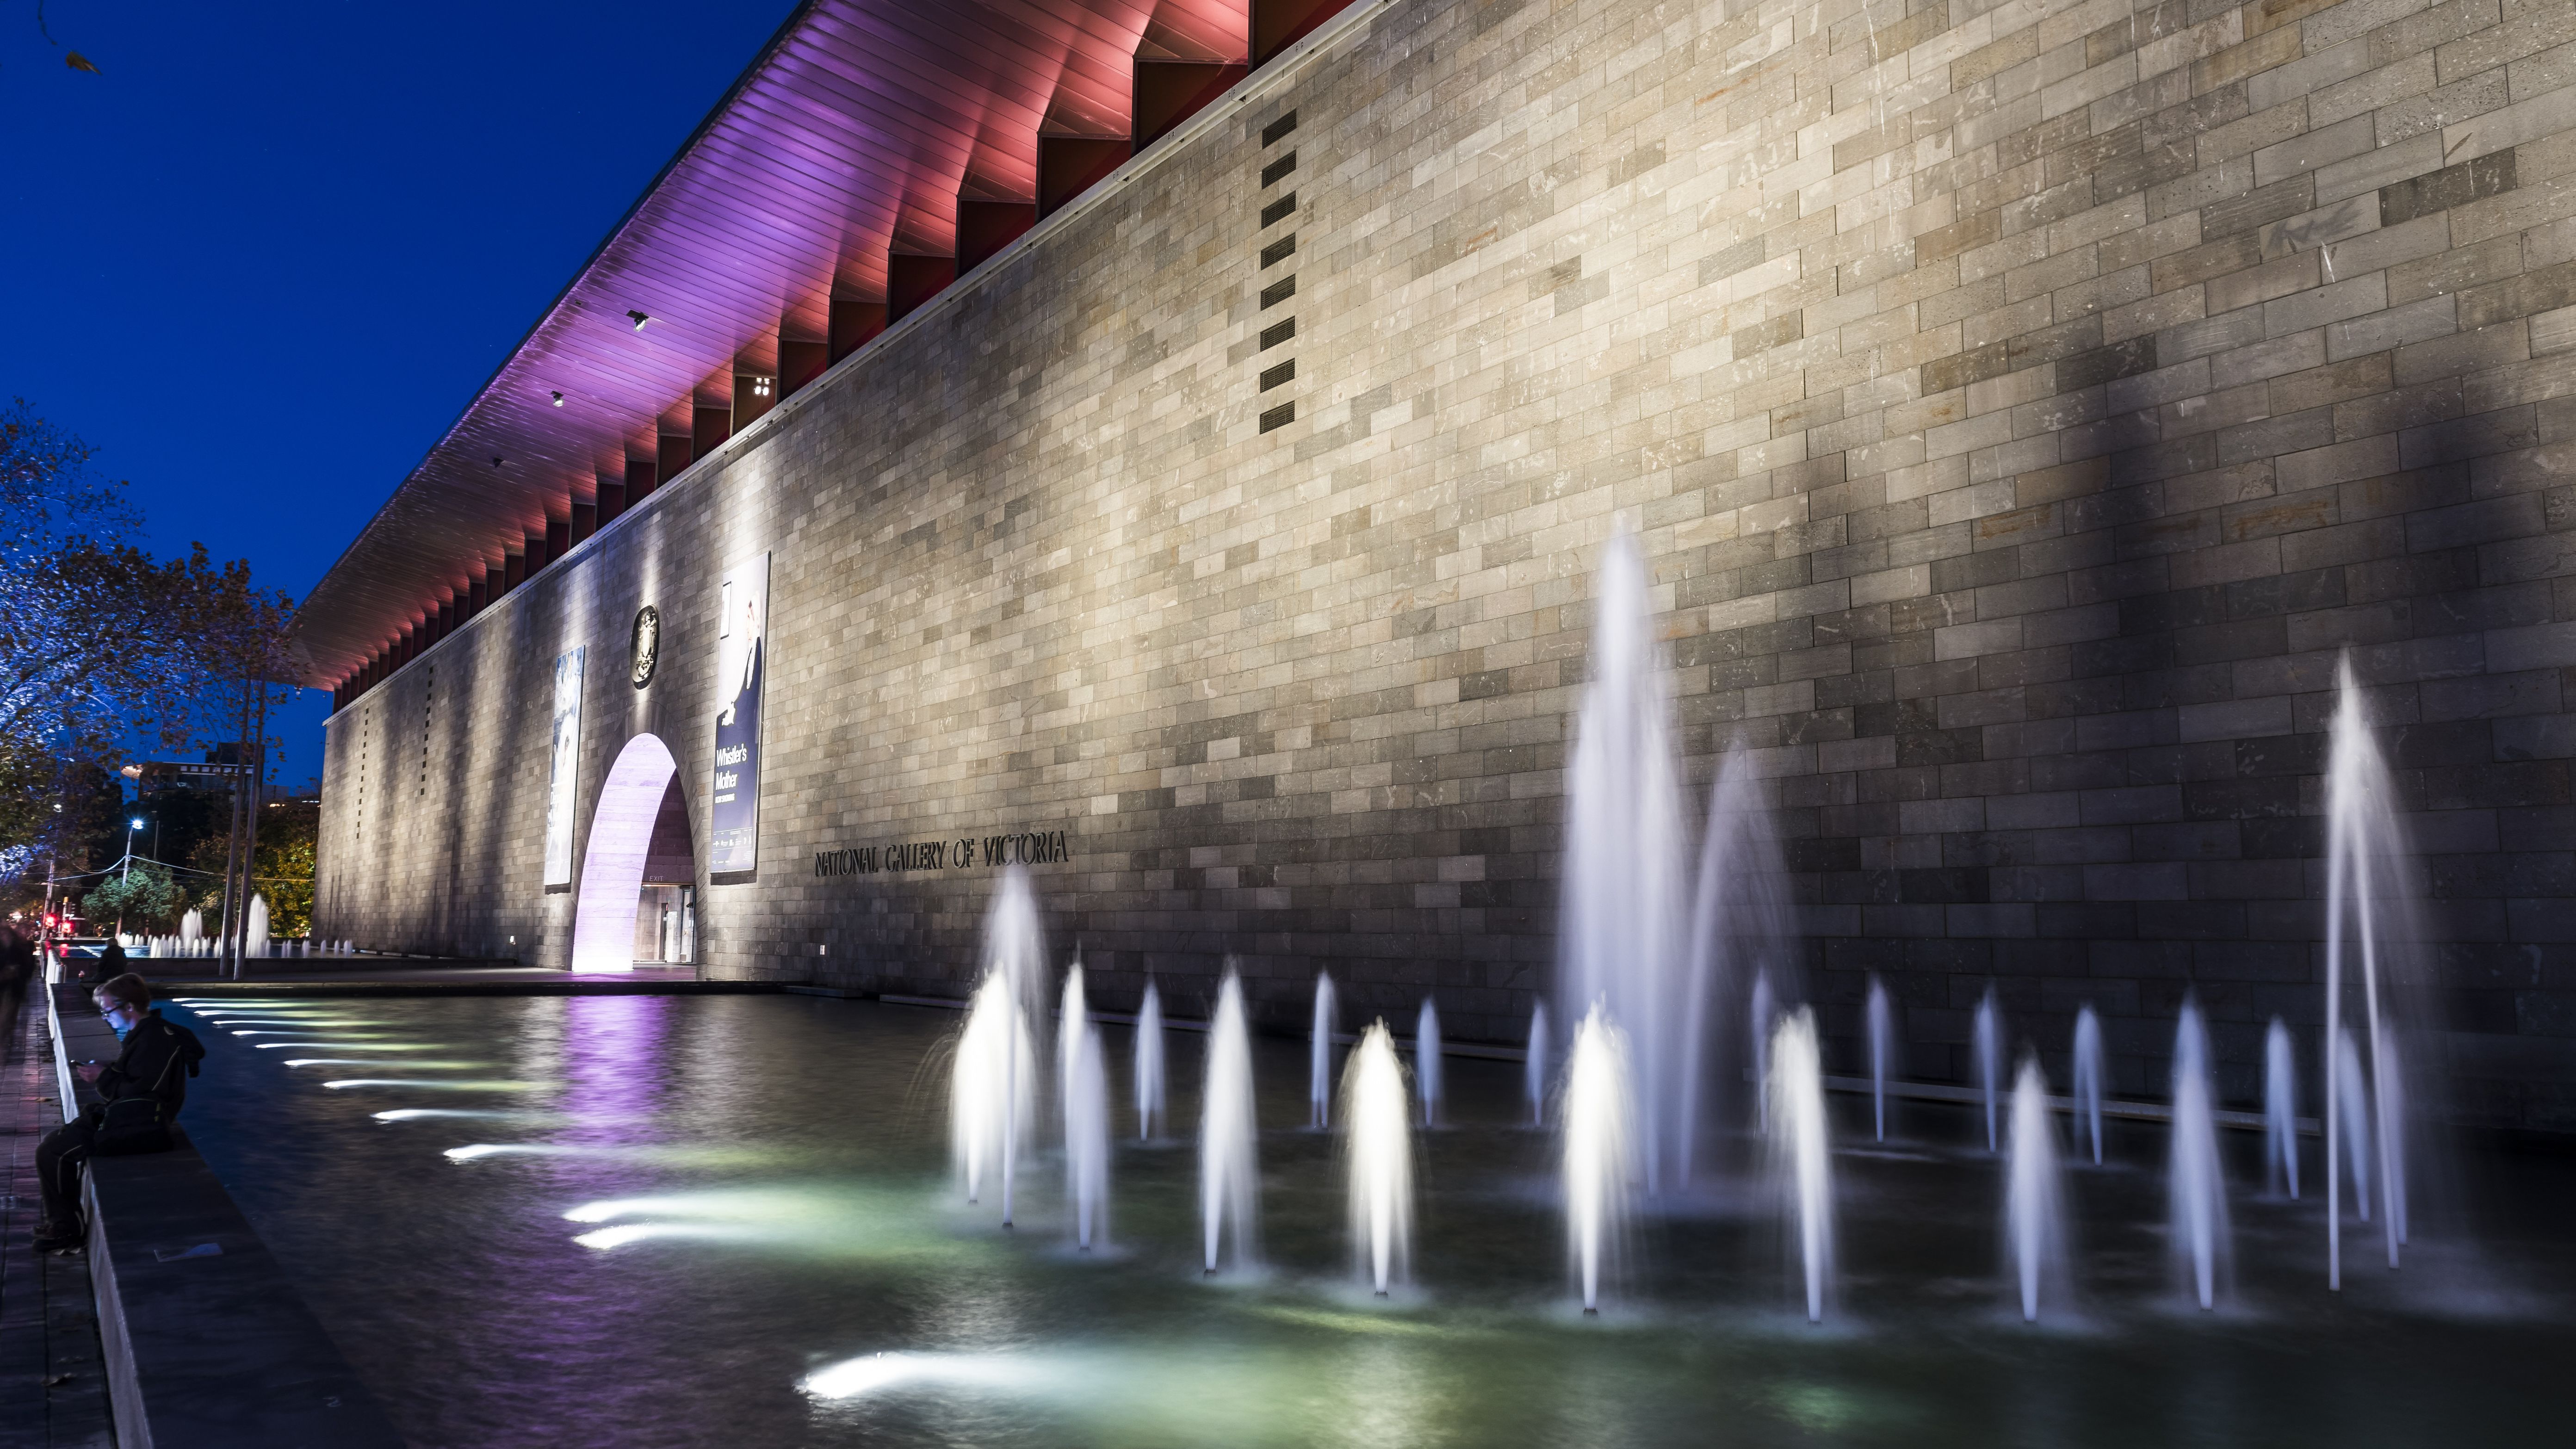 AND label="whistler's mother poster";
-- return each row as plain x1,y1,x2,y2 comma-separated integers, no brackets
709,552,769,880
542,645,584,889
